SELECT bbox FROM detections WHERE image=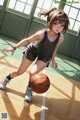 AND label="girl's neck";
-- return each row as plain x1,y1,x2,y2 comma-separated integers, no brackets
48,29,58,36
47,29,58,41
